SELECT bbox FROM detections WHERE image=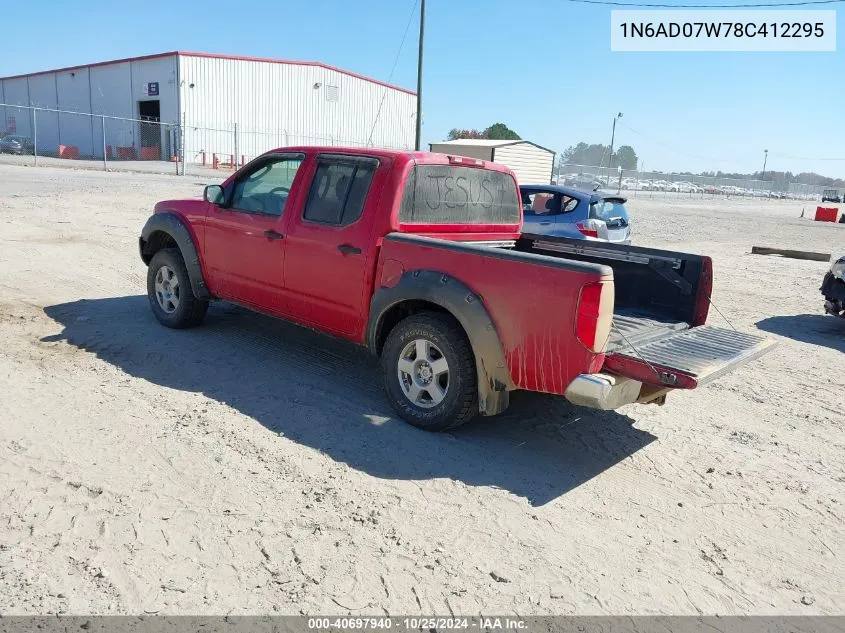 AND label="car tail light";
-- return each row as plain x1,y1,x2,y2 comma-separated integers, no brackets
692,256,713,326
576,281,614,353
576,221,599,238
